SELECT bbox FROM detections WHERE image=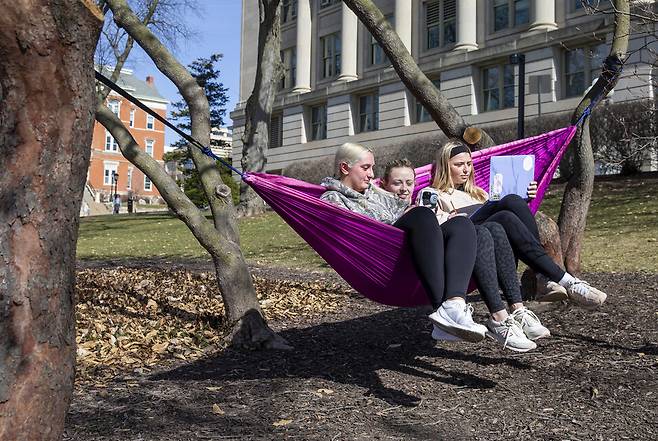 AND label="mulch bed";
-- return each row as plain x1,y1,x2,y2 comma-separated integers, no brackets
64,265,658,440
